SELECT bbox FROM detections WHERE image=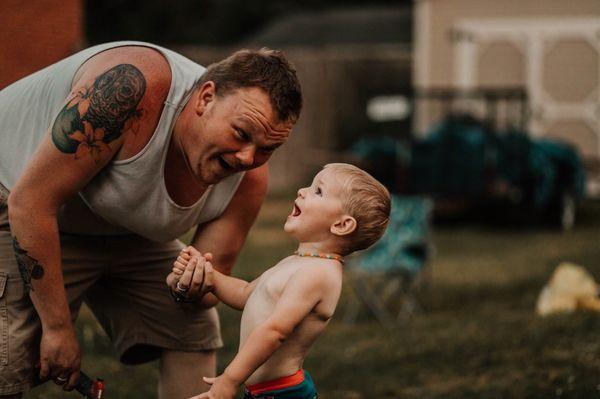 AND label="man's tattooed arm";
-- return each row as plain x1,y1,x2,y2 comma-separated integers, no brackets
51,63,146,162
12,236,45,292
